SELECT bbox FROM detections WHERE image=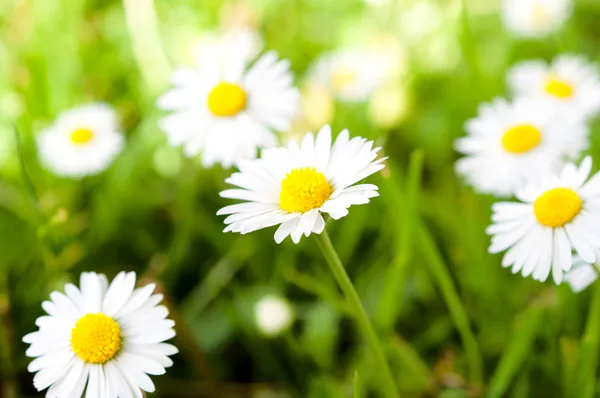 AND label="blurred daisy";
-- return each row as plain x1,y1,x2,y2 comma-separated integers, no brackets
455,97,587,196
217,125,384,243
508,55,600,120
309,50,388,102
23,272,177,397
158,36,299,168
254,295,294,337
502,0,571,38
487,156,600,284
564,254,599,292
37,104,124,178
